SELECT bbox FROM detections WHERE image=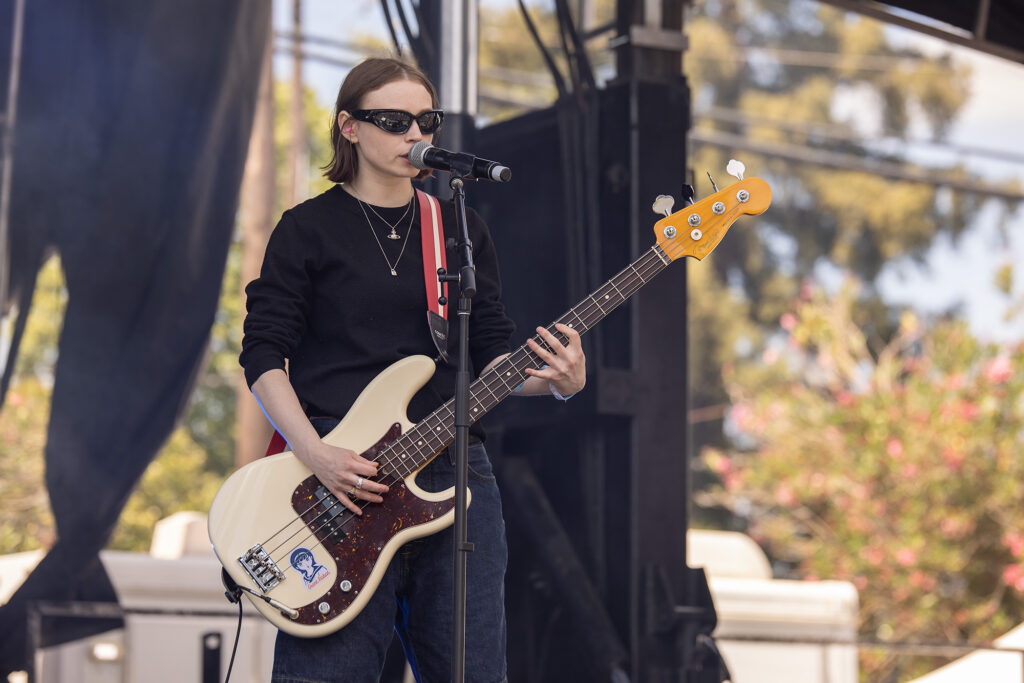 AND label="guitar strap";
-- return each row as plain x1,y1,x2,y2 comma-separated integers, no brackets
263,189,448,458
